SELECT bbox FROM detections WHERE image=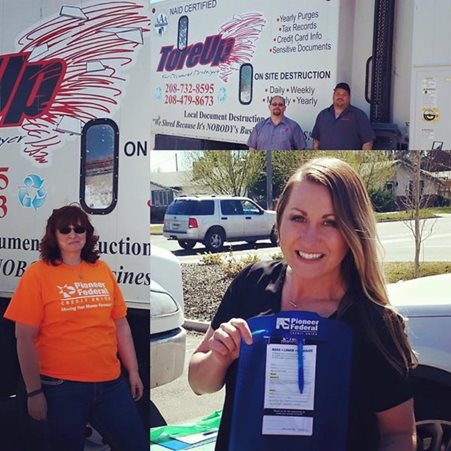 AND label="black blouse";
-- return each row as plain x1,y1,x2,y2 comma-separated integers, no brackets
211,261,413,451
